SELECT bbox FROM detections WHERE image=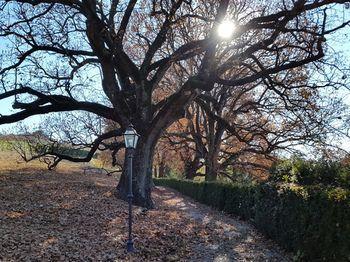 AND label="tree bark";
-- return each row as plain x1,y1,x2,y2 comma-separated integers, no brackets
153,165,159,178
184,157,200,180
117,83,198,208
205,150,219,181
204,121,224,181
158,160,166,178
116,136,156,209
